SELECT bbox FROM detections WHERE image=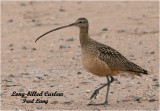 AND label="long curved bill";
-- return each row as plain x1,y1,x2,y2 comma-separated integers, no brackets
35,23,75,43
